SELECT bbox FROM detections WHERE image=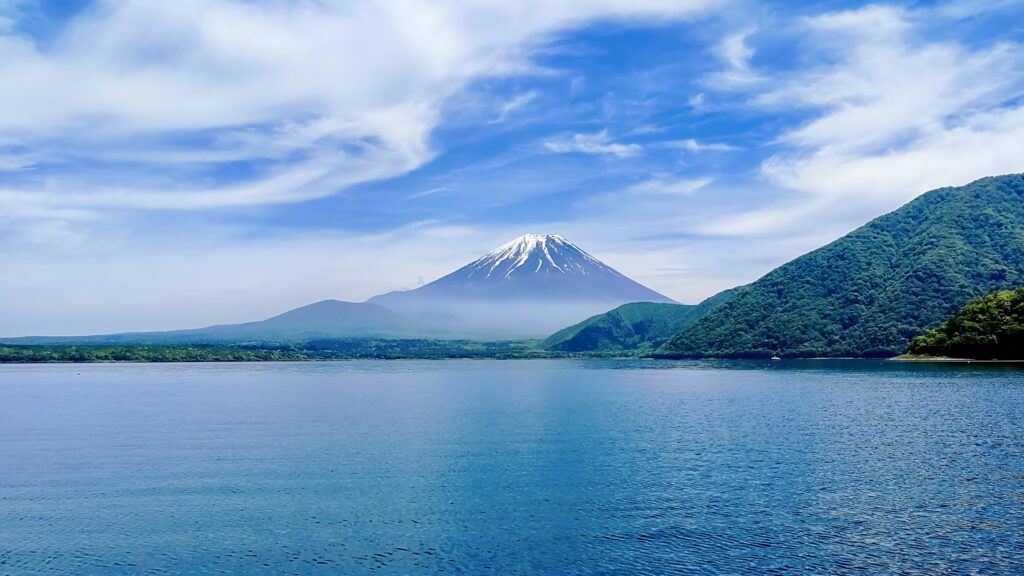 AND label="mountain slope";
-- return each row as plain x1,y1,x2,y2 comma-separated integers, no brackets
544,303,696,353
368,233,675,336
907,288,1024,359
661,174,1024,358
6,300,416,344
544,289,737,353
